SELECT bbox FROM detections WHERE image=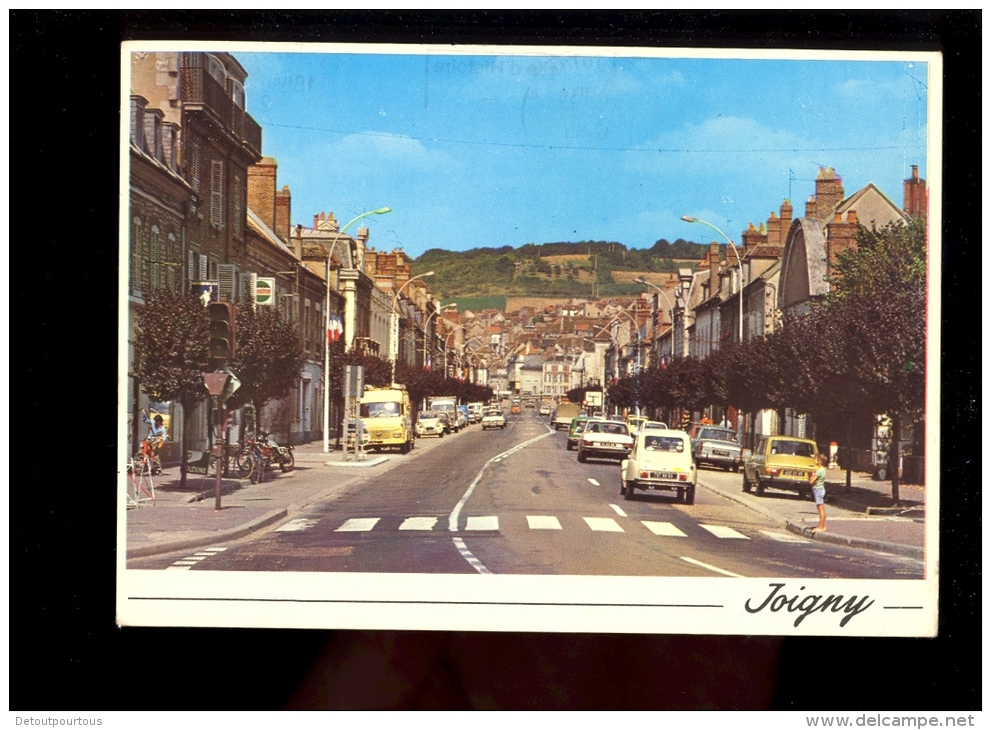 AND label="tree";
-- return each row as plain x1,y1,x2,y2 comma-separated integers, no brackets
824,219,927,502
131,289,210,488
226,305,306,438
